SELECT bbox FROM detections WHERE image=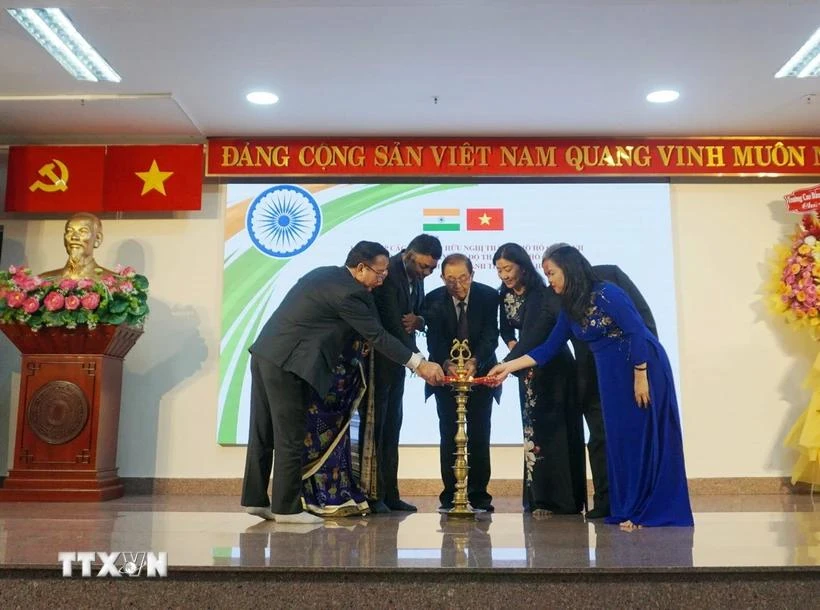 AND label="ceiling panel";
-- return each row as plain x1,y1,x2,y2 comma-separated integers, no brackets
0,1,818,142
